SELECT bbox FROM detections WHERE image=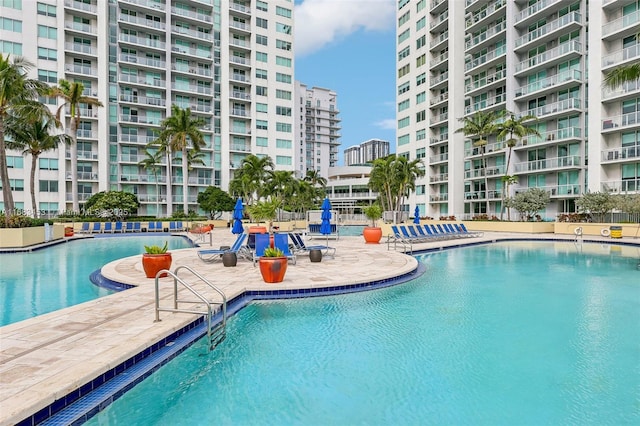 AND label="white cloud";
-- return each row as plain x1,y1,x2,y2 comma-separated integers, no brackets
374,118,396,130
294,0,396,57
